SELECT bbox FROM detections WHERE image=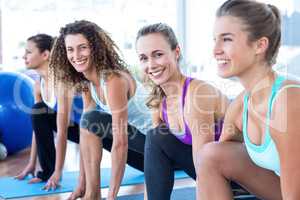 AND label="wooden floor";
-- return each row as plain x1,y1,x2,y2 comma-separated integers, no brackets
0,141,195,200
